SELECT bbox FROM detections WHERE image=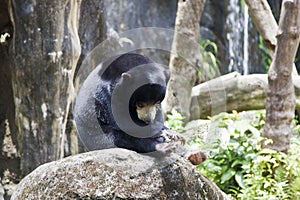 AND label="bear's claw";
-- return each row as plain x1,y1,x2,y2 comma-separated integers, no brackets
161,129,186,145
